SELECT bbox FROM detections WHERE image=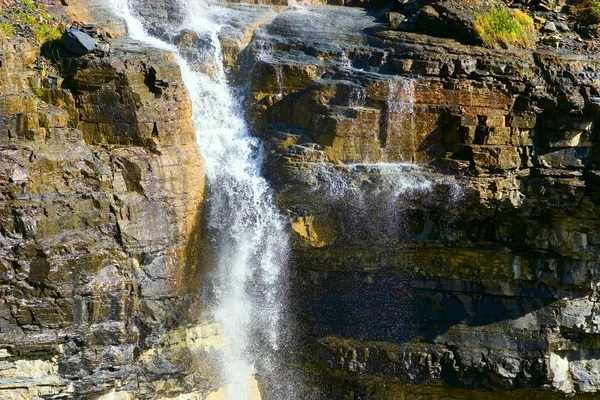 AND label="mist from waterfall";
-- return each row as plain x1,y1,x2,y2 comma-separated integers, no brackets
302,162,462,242
107,0,290,398
105,0,463,397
